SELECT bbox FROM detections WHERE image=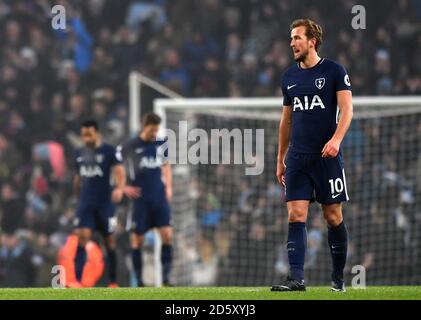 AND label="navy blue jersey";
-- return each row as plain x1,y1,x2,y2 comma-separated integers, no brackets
281,58,352,154
74,143,122,205
119,137,168,199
